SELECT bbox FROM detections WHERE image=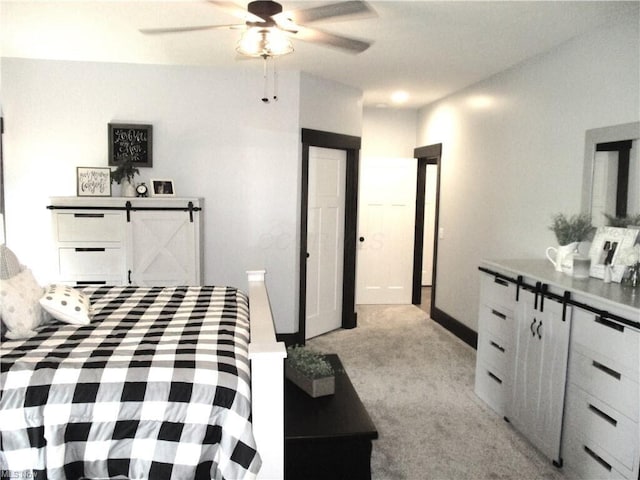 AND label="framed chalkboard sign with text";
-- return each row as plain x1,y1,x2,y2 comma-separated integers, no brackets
108,123,153,167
